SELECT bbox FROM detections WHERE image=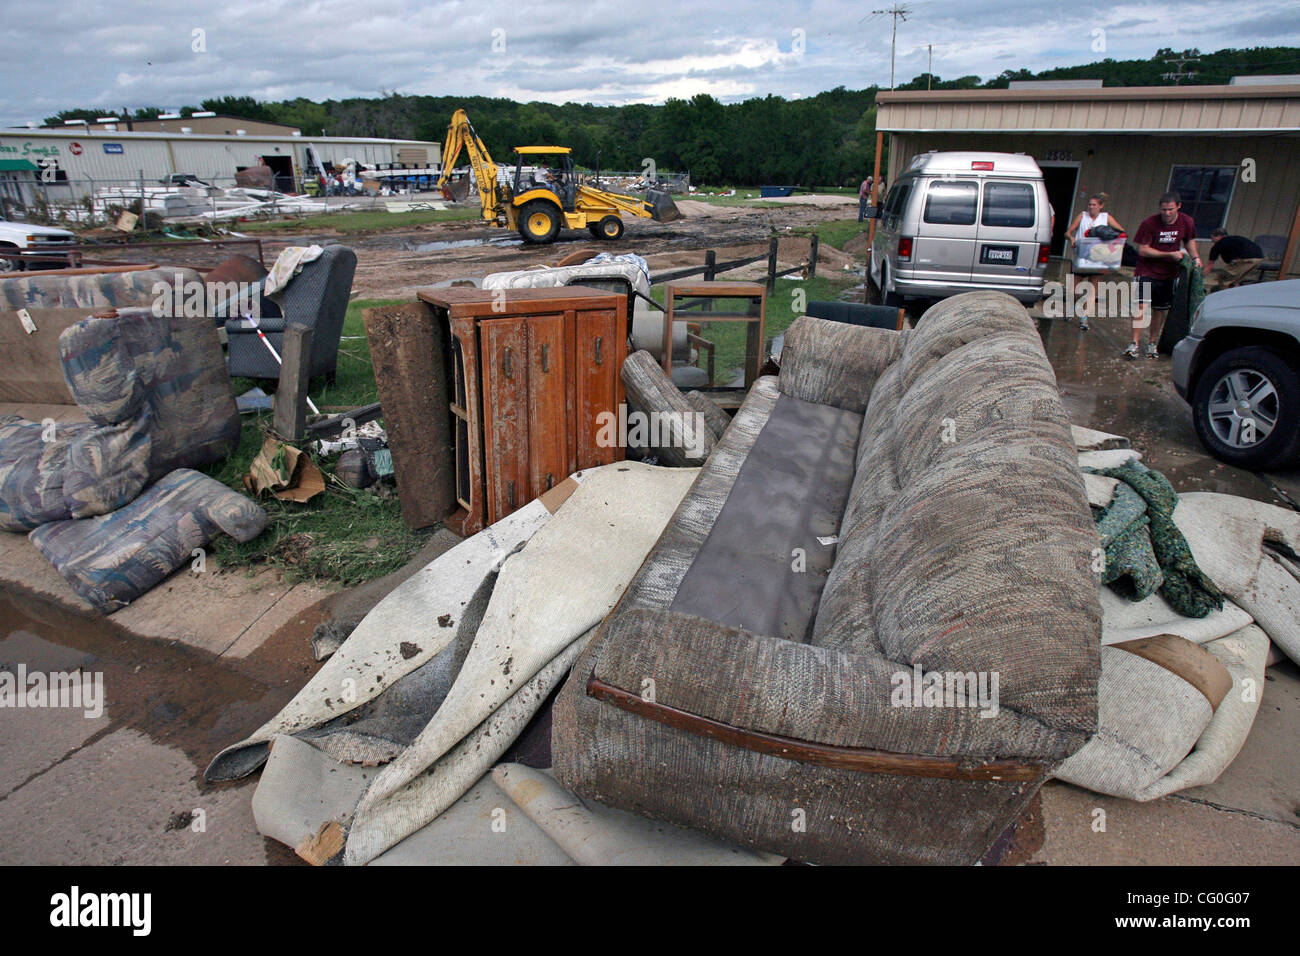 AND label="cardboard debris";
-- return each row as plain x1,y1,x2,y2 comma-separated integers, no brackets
244,437,326,502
